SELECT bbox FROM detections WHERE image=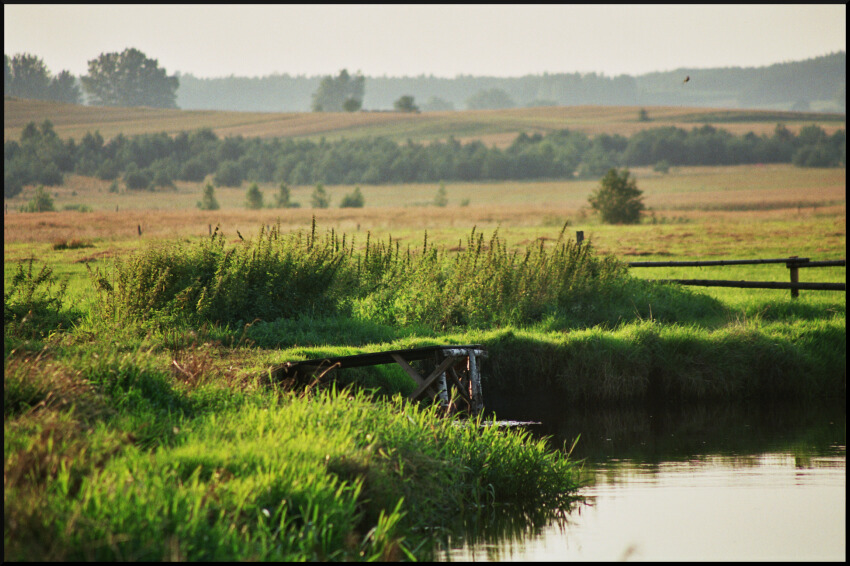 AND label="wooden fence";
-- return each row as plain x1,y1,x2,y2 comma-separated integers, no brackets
626,256,846,298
